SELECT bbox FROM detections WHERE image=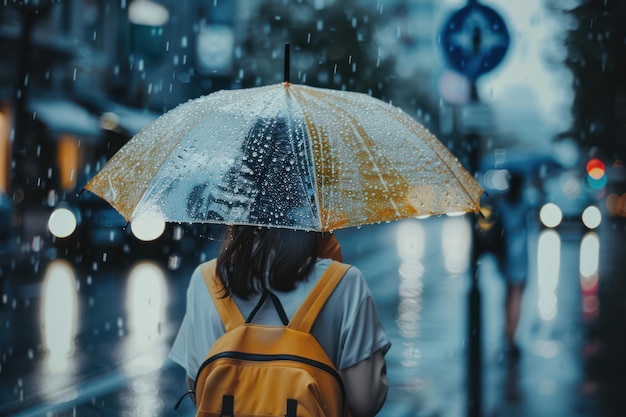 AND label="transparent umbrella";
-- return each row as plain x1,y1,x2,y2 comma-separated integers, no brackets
85,82,483,232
